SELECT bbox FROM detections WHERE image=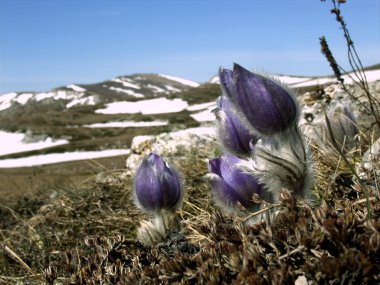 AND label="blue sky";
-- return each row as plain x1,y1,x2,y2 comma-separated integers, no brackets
1,0,379,94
